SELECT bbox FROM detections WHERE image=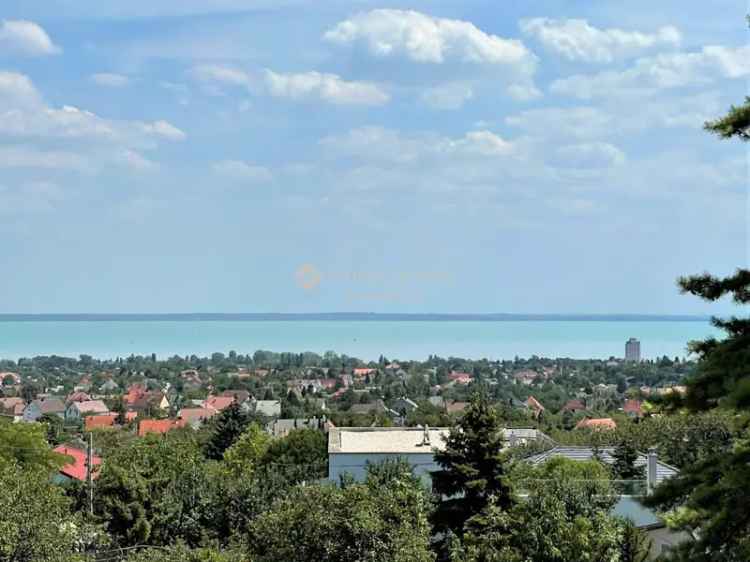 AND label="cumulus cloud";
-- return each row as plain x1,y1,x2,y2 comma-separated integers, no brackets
555,142,626,168
116,149,158,171
190,64,389,106
0,20,60,56
324,9,536,71
263,70,389,105
0,72,186,147
191,64,254,89
91,73,130,87
551,45,750,98
421,82,474,110
506,83,542,101
213,160,273,182
320,126,514,164
520,18,681,63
